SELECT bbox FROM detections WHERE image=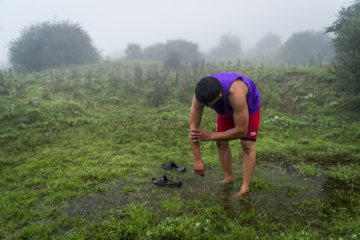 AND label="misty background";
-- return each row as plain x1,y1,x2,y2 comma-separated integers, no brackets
0,0,349,66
